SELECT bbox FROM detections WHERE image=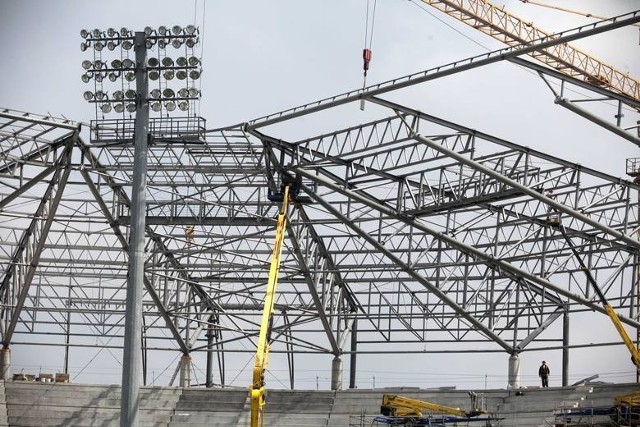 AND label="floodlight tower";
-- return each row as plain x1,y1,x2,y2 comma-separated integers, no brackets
81,25,202,427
